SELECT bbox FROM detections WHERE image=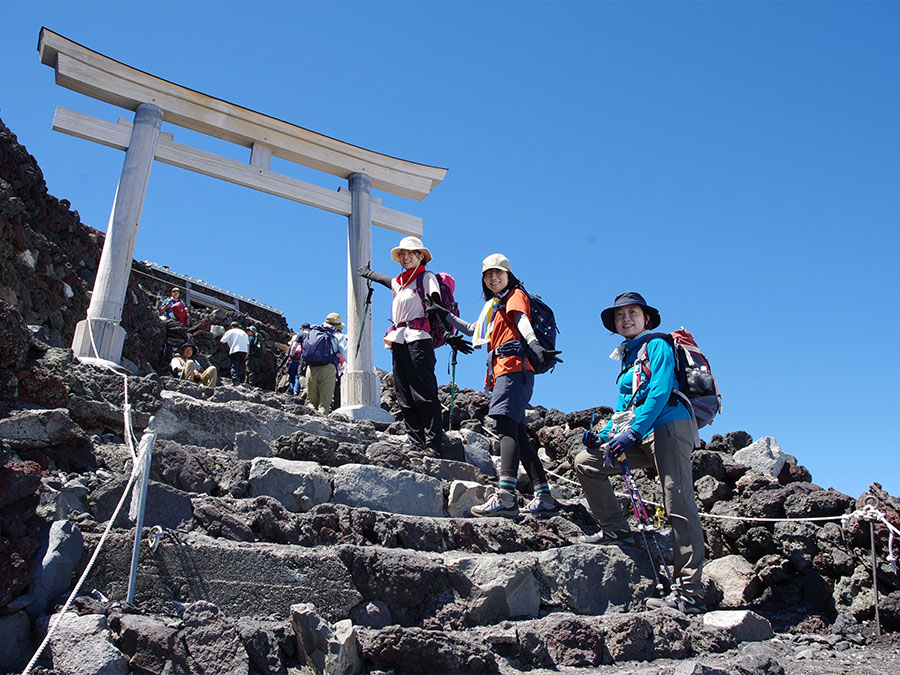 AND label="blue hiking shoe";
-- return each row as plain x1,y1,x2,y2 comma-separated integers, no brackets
646,589,707,615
